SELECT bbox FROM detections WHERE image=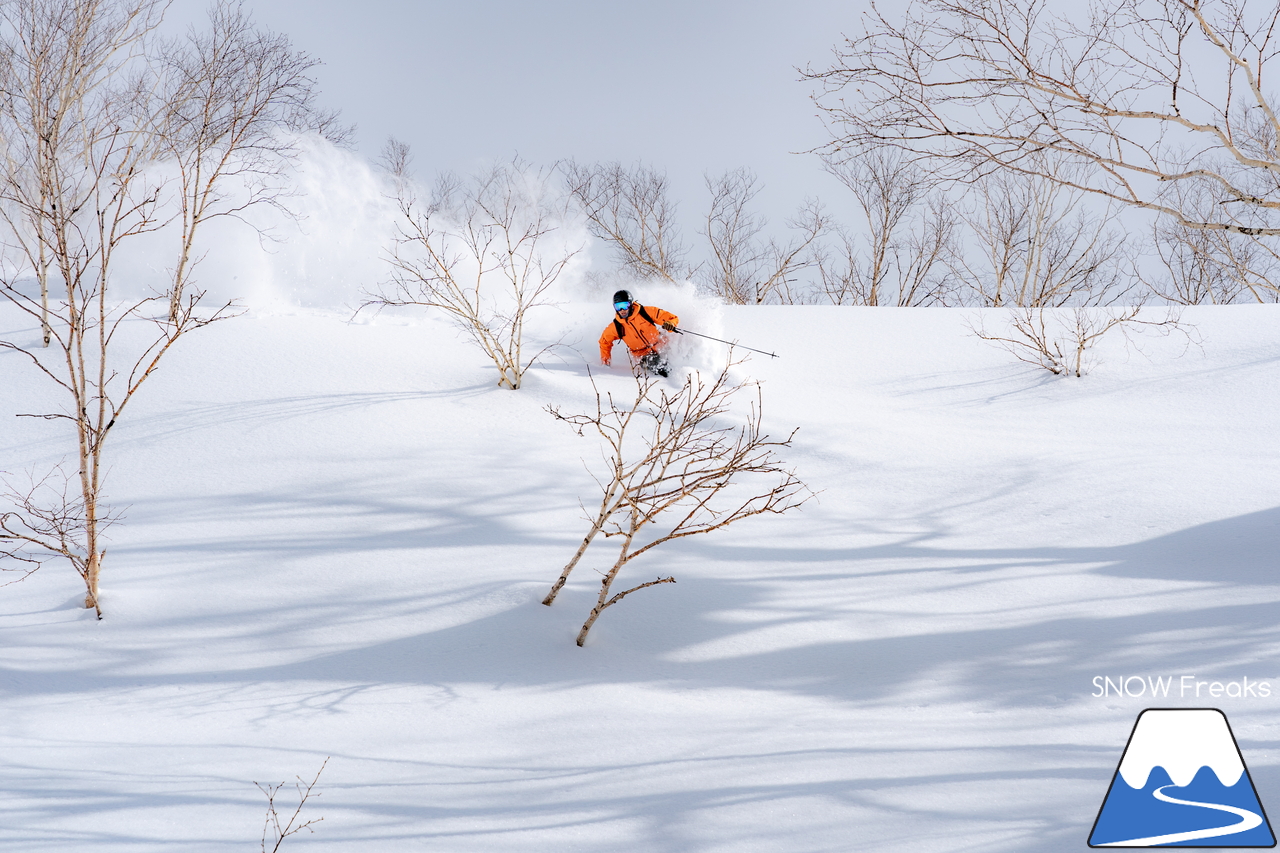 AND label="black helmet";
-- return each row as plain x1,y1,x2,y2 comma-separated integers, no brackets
612,289,632,306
